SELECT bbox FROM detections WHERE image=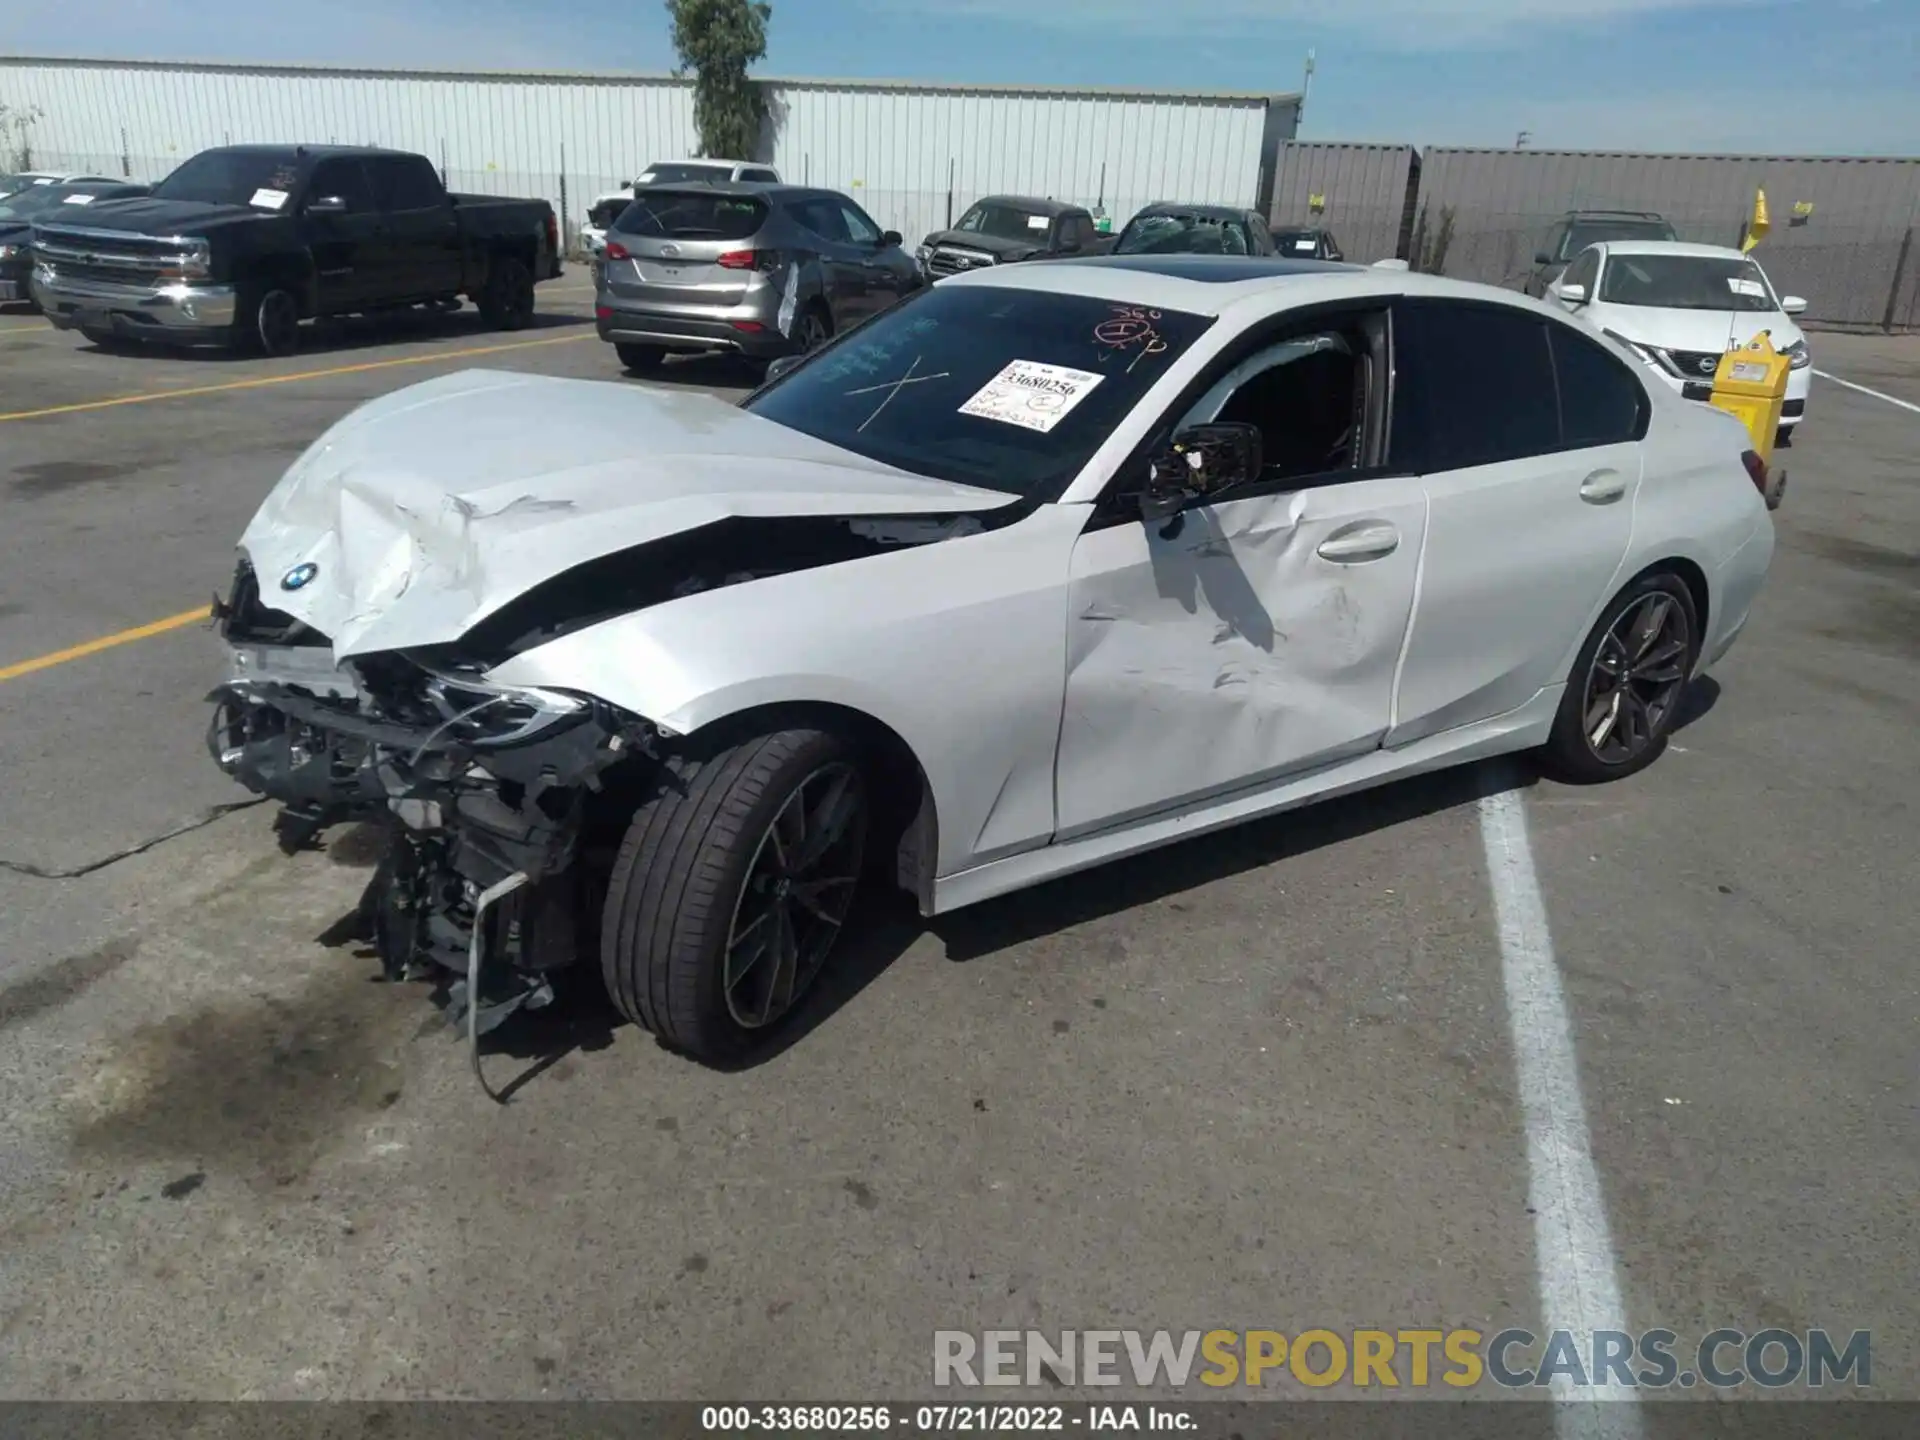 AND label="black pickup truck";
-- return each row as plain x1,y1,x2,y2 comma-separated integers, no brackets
30,144,562,354
916,195,1114,278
